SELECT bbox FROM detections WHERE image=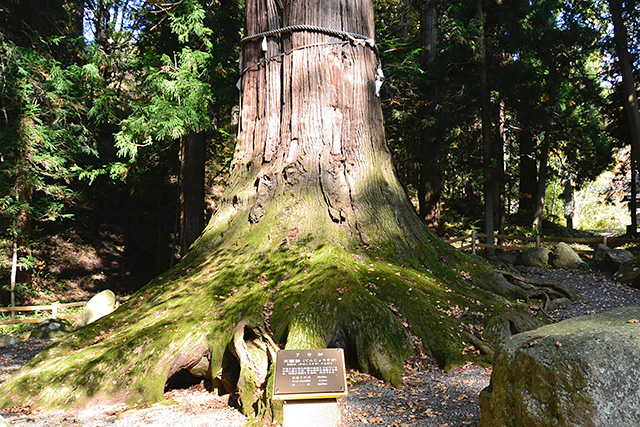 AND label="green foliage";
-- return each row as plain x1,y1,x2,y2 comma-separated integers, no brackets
106,0,240,183
376,0,616,232
0,41,95,234
115,46,214,160
169,0,214,48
